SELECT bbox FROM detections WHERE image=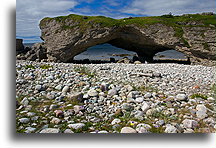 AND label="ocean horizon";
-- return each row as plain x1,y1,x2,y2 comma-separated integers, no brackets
24,43,187,61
